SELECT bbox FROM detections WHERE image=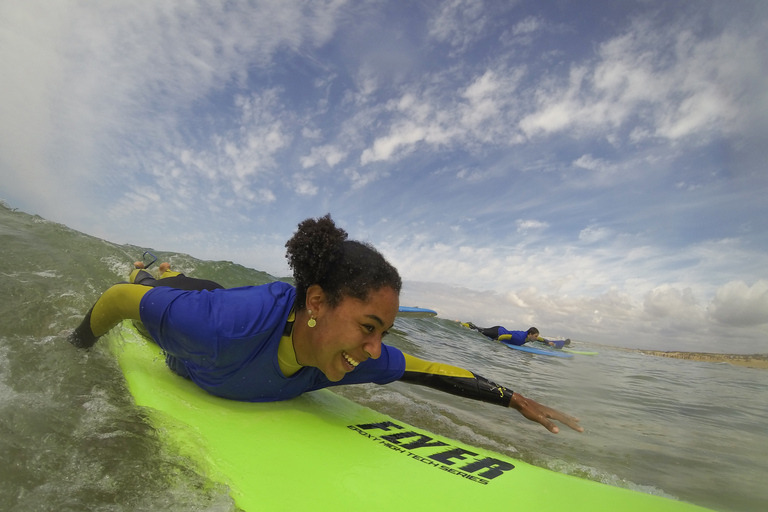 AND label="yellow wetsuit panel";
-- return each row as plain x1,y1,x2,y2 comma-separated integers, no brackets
277,310,303,377
89,284,150,337
497,334,541,342
402,353,474,379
